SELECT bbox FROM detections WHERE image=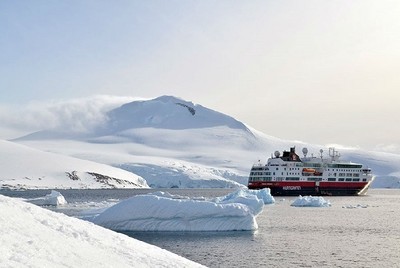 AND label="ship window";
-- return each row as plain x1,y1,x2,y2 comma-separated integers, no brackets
339,173,345,177
353,173,359,177
328,178,336,181
345,178,352,181
352,179,360,182
363,179,367,181
307,177,322,181
346,173,352,177
338,178,345,181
